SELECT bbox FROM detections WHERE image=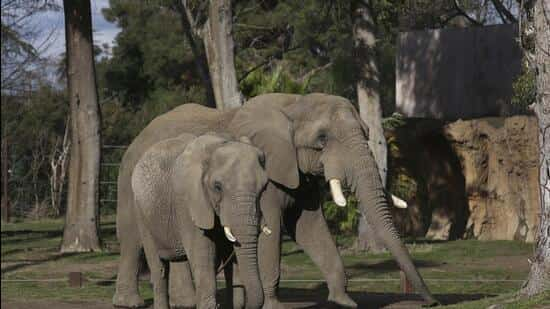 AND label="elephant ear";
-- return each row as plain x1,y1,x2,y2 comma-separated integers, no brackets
350,106,370,139
173,134,227,230
229,105,299,189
